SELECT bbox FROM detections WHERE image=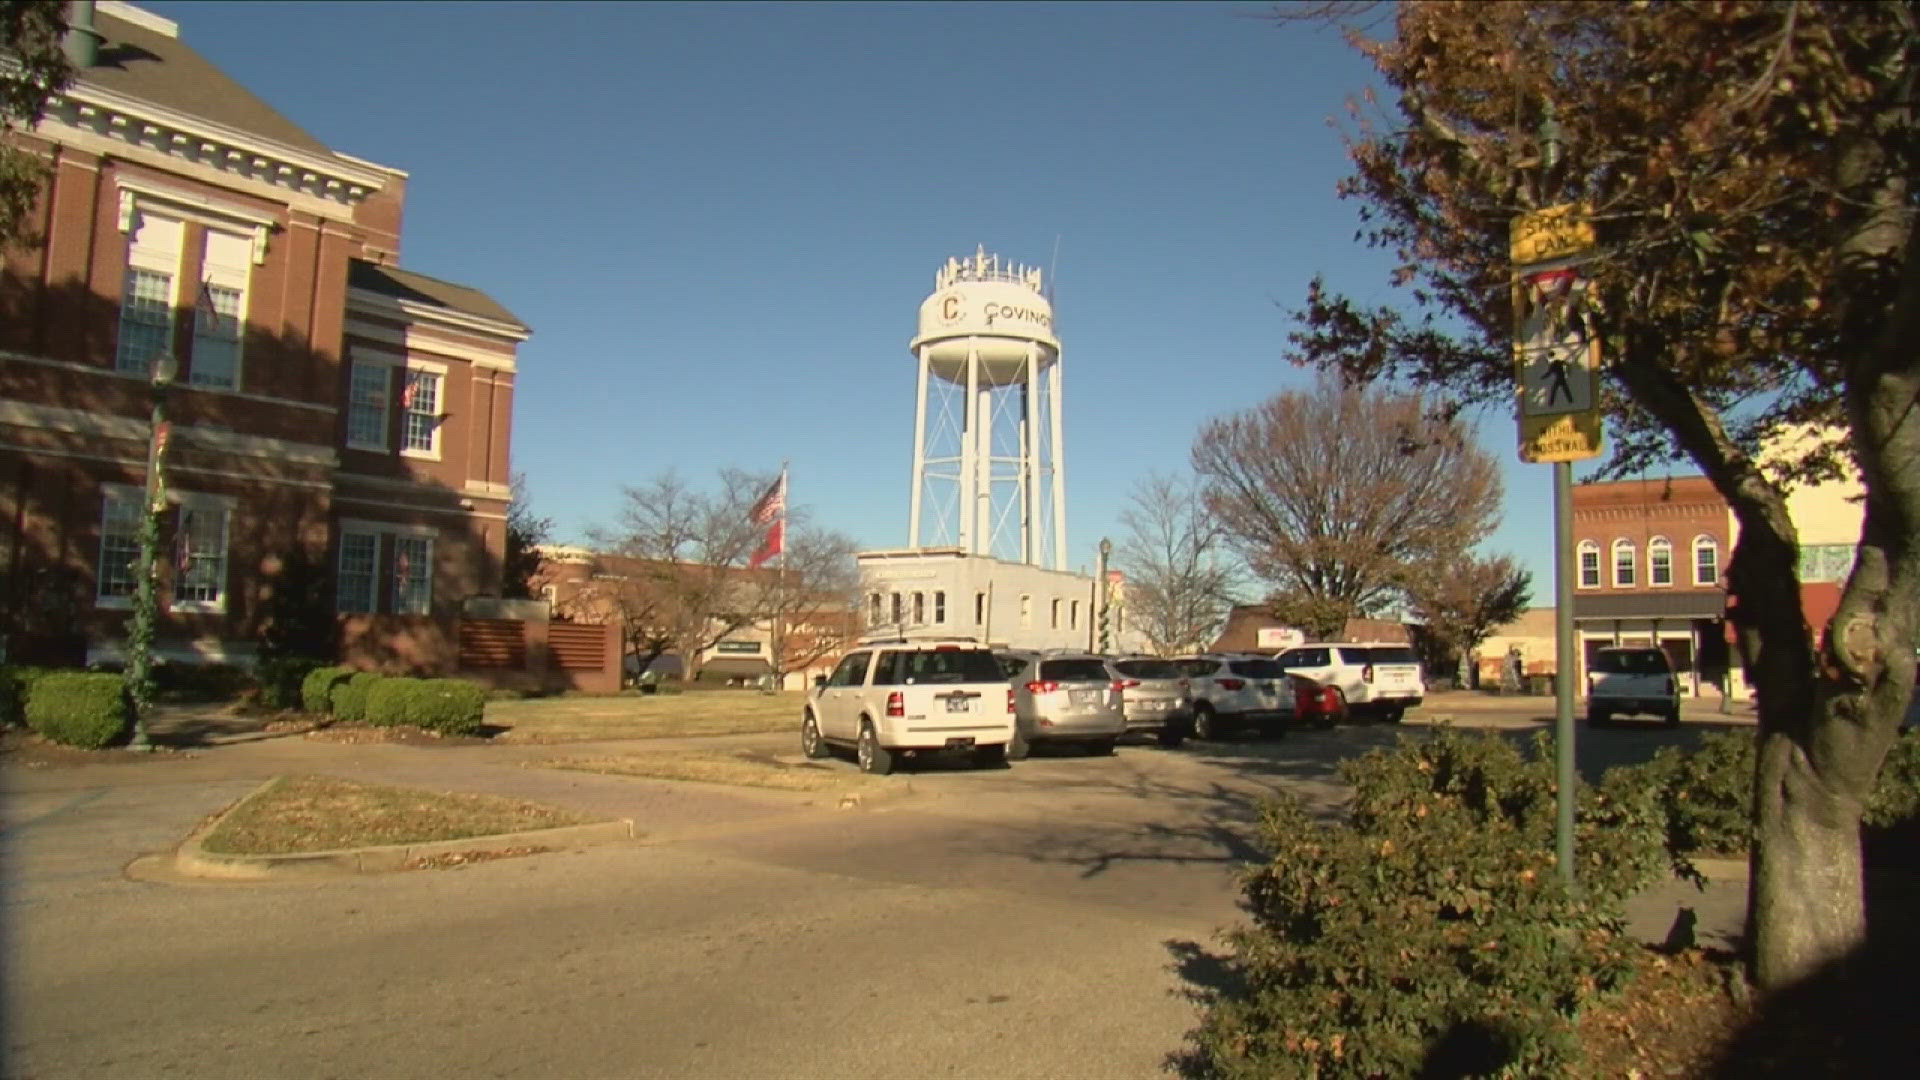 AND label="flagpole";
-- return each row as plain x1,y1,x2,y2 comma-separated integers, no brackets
775,461,788,694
